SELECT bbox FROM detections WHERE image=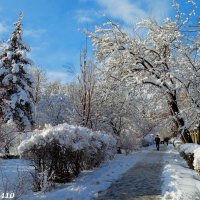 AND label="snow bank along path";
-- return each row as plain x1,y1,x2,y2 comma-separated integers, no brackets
96,145,166,200
162,145,200,200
